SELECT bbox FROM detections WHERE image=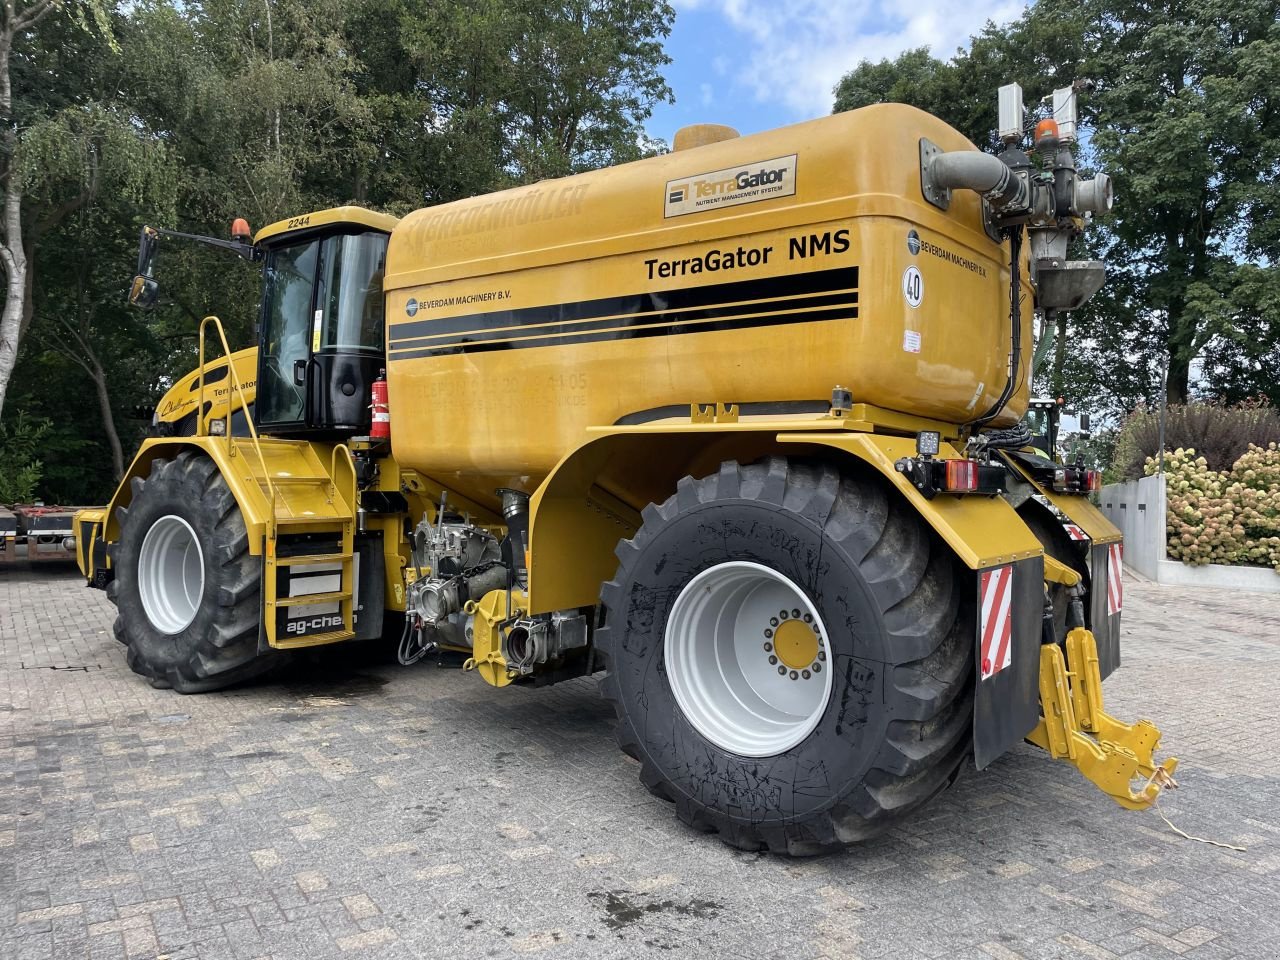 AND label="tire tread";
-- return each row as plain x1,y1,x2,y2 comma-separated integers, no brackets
597,456,974,854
